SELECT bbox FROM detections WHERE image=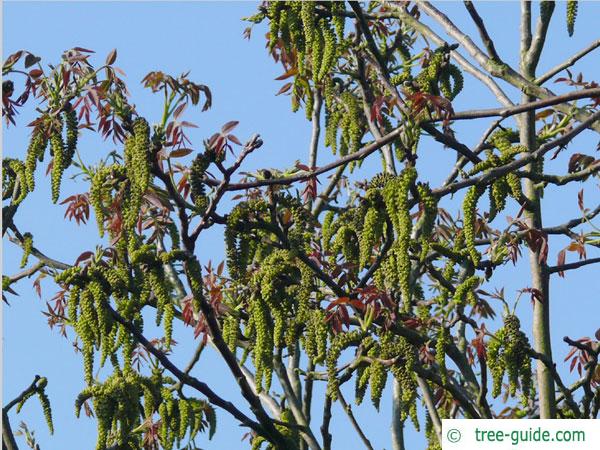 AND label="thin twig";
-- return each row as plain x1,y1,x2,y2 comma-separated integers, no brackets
463,1,502,62
549,257,600,274
336,388,374,450
536,39,600,85
321,397,333,450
